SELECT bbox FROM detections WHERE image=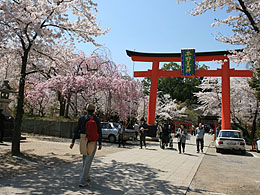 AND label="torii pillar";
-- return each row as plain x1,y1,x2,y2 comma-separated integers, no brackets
127,50,253,130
